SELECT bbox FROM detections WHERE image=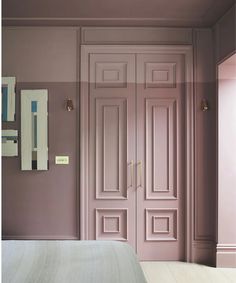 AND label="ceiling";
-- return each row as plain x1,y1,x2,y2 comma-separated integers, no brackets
2,0,235,27
221,53,236,65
